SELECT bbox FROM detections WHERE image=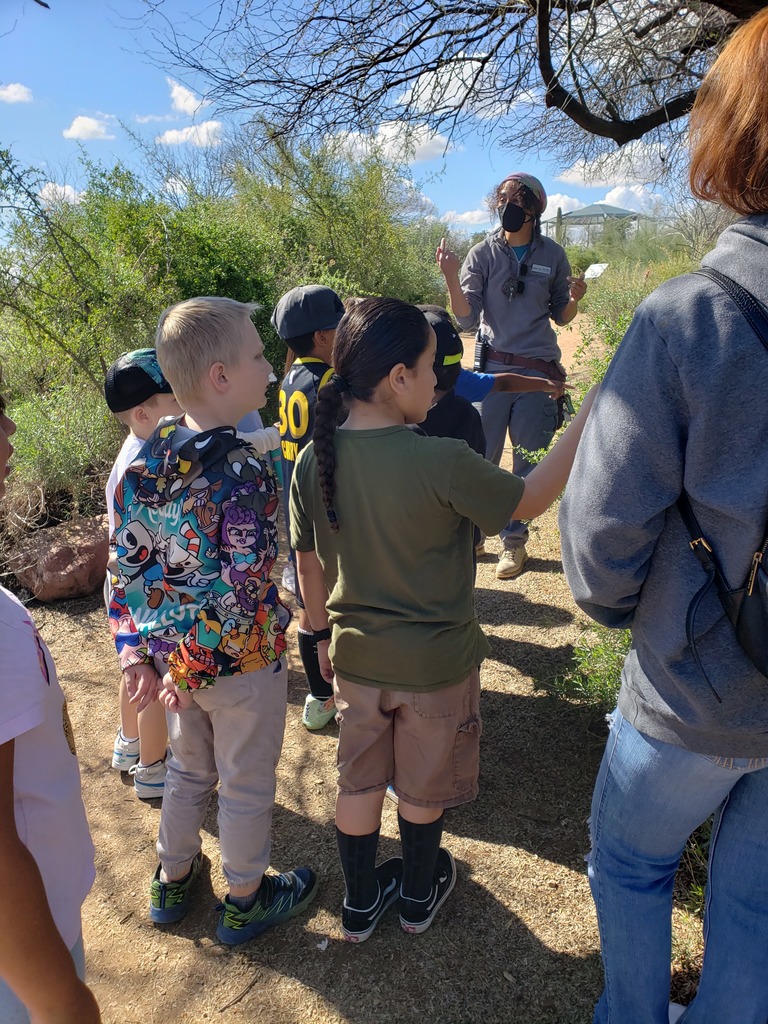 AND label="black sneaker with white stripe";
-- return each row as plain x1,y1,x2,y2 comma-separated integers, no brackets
399,847,456,935
342,857,403,943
